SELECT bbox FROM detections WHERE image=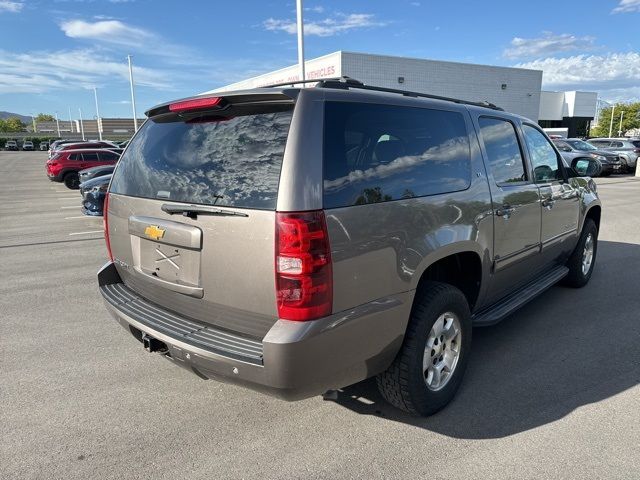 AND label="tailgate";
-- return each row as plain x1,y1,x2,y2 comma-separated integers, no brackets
106,94,295,338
